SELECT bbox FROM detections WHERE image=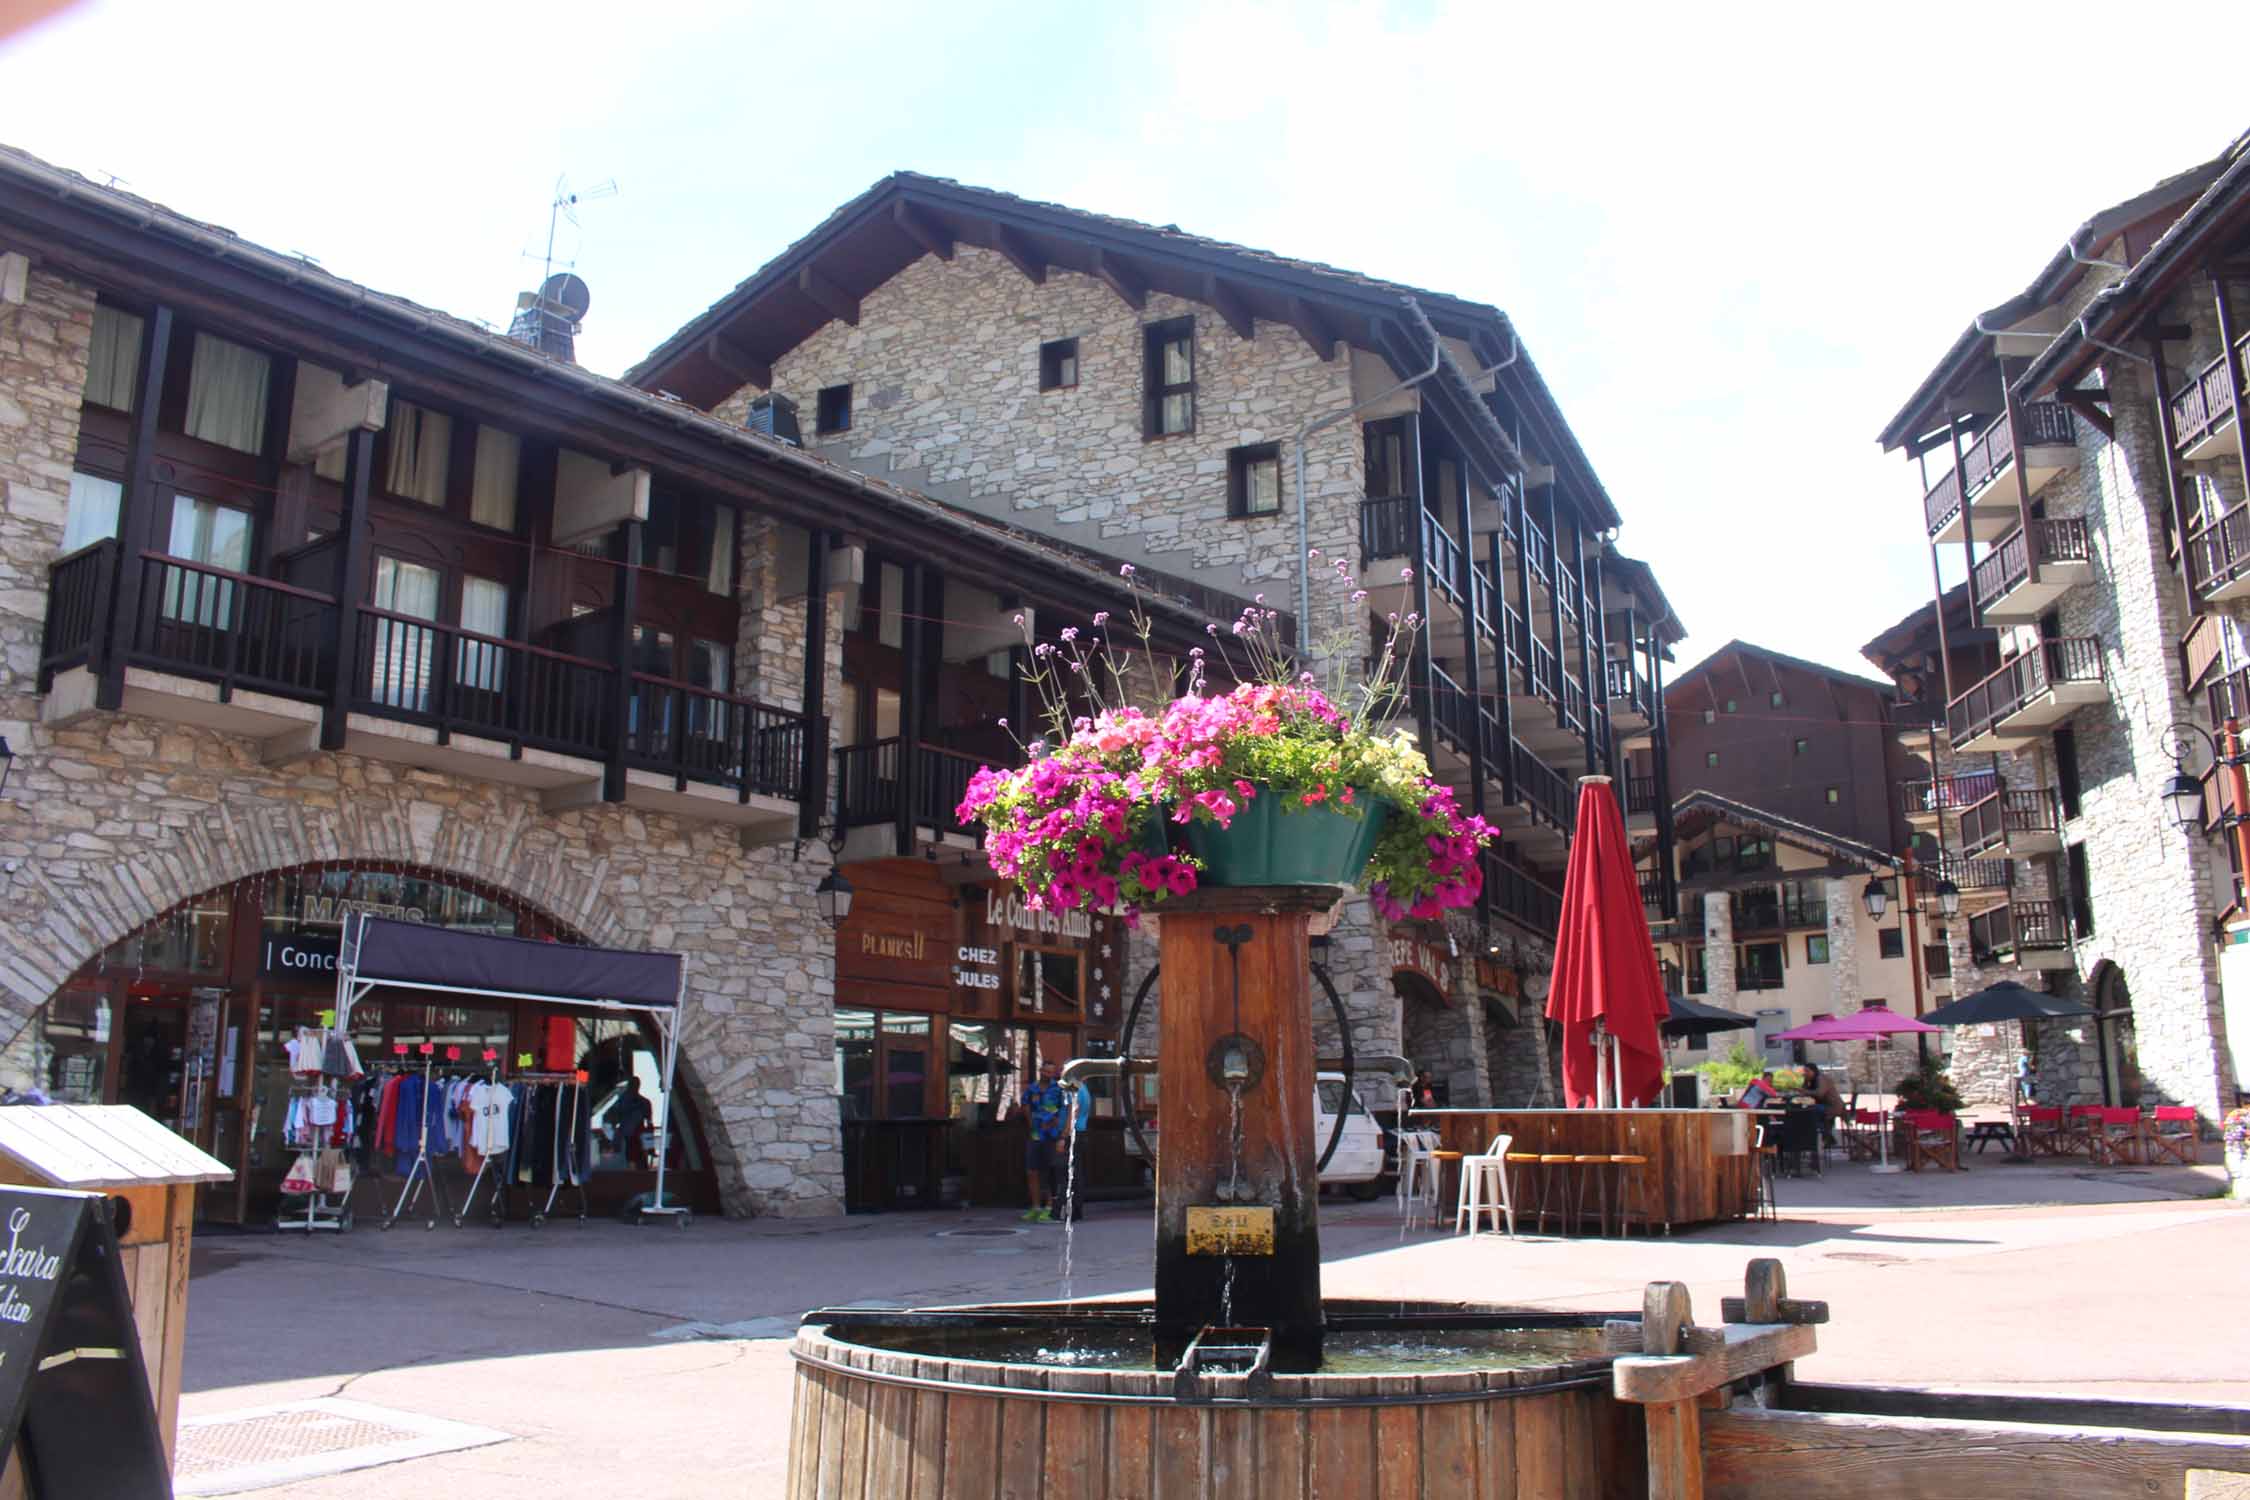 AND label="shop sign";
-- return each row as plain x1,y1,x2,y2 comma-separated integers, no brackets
953,945,1002,992
986,888,1093,941
1477,959,1520,997
260,932,341,978
1388,931,1455,1003
858,929,931,962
